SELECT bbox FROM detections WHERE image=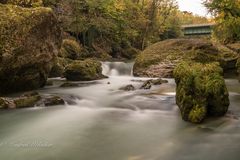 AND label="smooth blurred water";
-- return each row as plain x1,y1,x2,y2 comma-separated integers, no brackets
0,62,240,160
